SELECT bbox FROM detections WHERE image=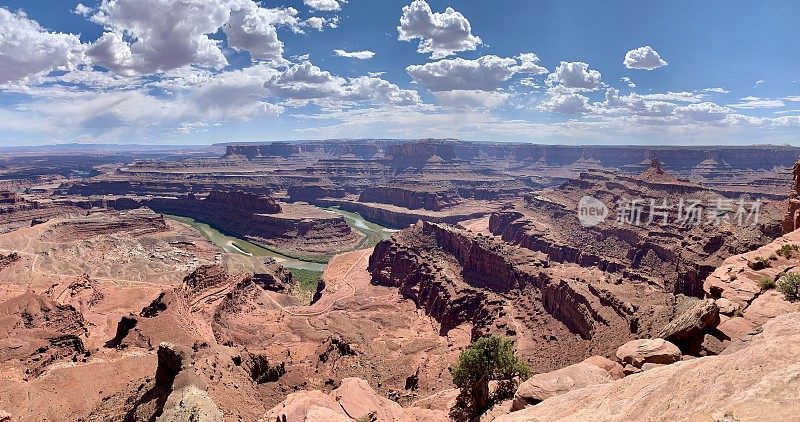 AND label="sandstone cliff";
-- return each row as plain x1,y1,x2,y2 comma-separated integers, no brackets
0,292,87,379
359,185,460,211
489,168,780,297
224,140,800,173
42,208,168,242
784,160,800,233
369,221,675,372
